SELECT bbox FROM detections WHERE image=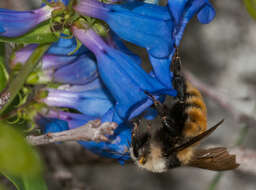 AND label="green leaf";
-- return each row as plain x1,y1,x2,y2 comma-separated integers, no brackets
2,174,24,190
0,43,8,91
2,173,48,190
0,122,43,176
244,0,256,19
0,21,58,44
0,122,47,190
23,175,47,190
